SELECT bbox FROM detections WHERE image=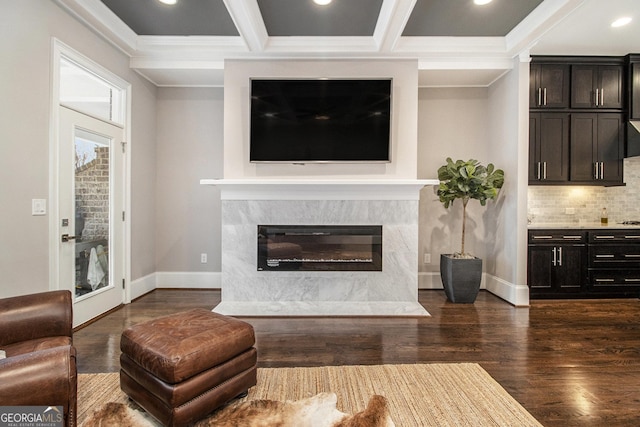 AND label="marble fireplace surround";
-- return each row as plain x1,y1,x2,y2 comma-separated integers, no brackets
200,179,437,317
